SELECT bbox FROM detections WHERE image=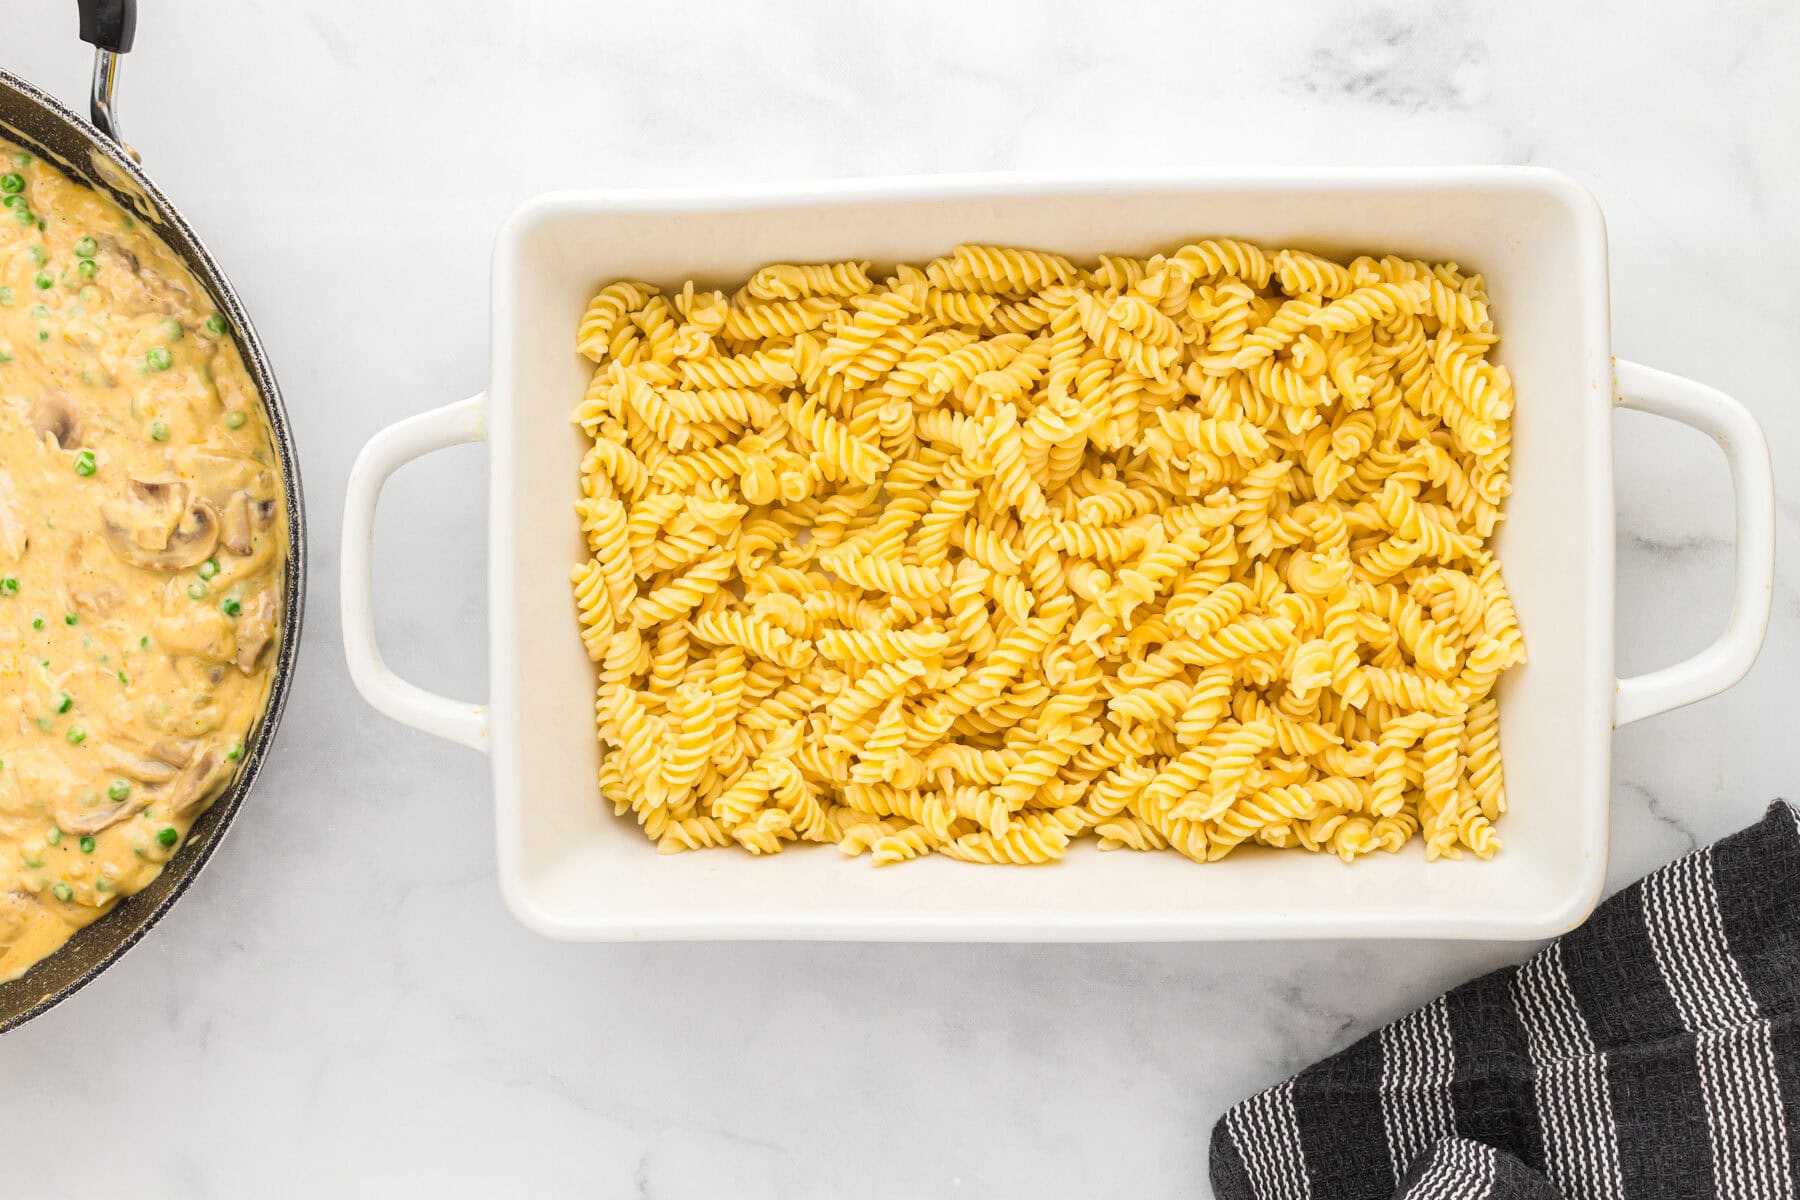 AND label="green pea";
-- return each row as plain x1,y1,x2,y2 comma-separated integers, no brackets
204,313,228,336
78,836,95,853
1,195,24,210
224,410,247,430
56,693,71,714
73,451,96,476
149,419,169,442
33,270,52,290
31,617,43,629
52,882,73,902
116,670,129,685
198,558,219,580
146,346,173,372
21,854,42,869
66,727,86,745
63,612,77,625
160,317,184,340
0,172,21,193
95,876,114,894
139,636,150,650
156,827,178,849
77,258,98,280
108,779,130,802
28,245,45,266
29,304,47,318
187,581,208,600
0,577,16,596
14,208,34,226
0,286,11,305
45,827,61,845
226,741,244,762
220,596,242,617
37,329,48,342
73,235,97,257
11,152,29,167
0,349,12,365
